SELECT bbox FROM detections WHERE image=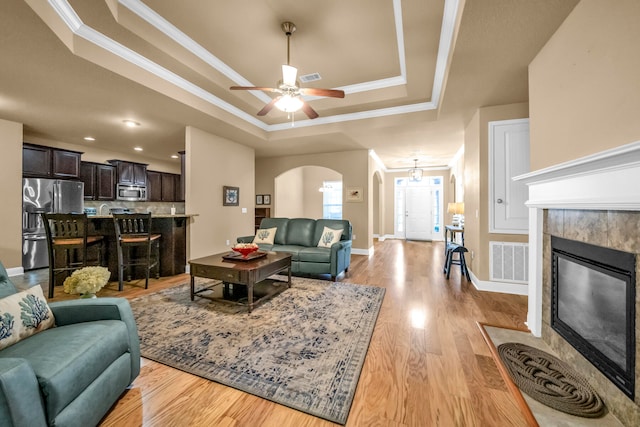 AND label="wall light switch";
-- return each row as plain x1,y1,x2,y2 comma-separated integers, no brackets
353,234,356,240
241,208,247,213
